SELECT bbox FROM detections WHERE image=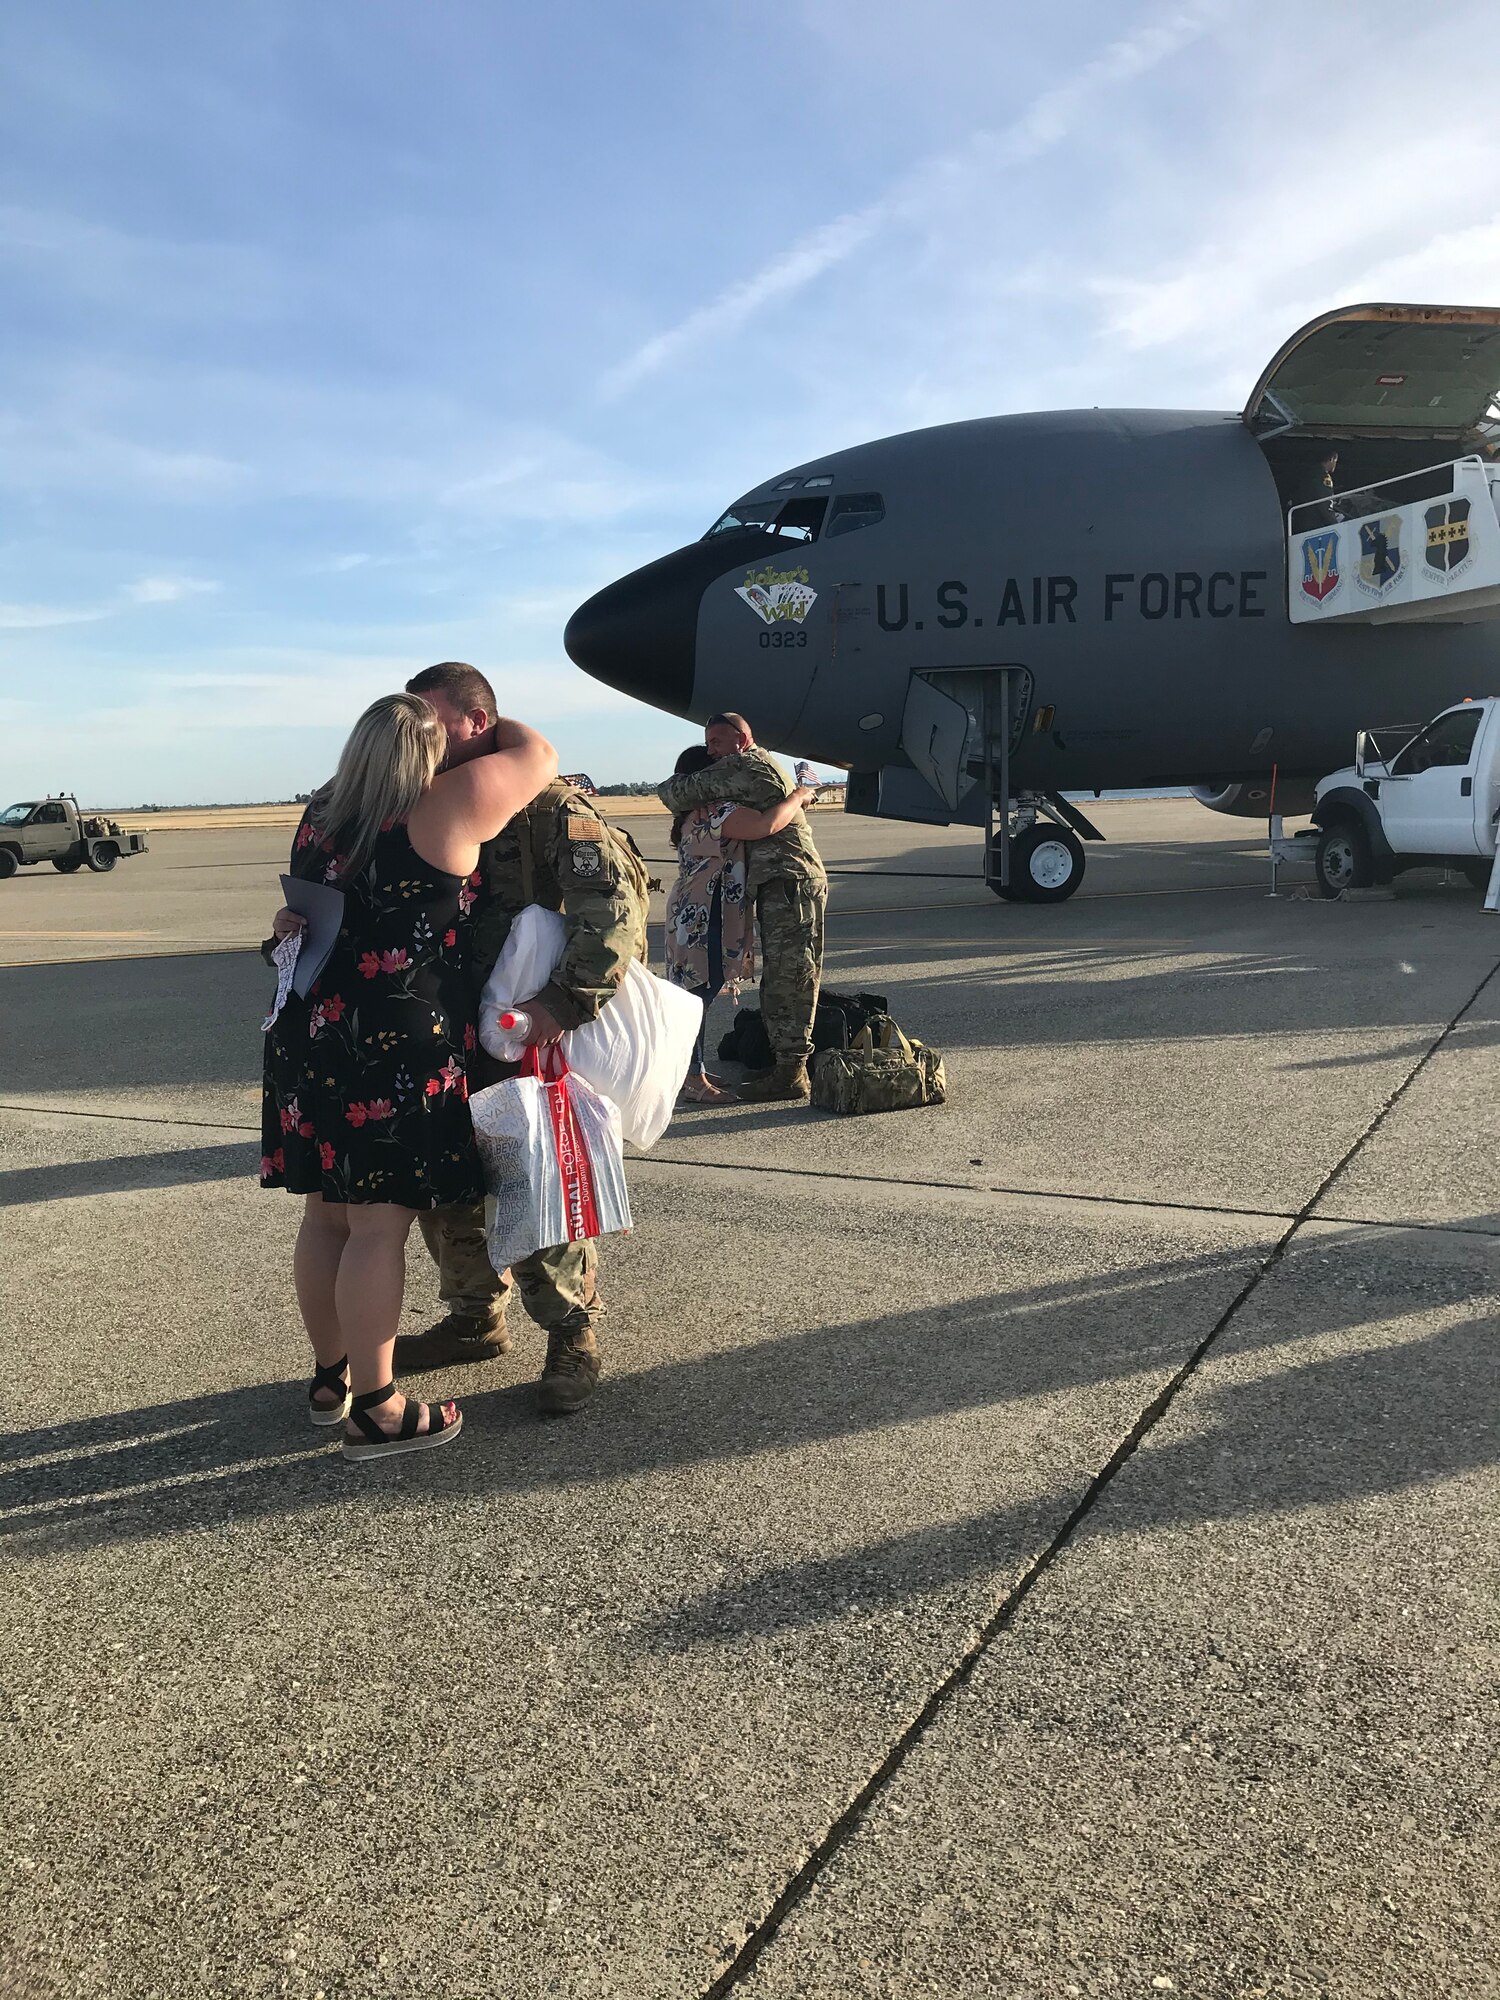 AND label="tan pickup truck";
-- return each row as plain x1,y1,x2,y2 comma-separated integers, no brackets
0,795,149,878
